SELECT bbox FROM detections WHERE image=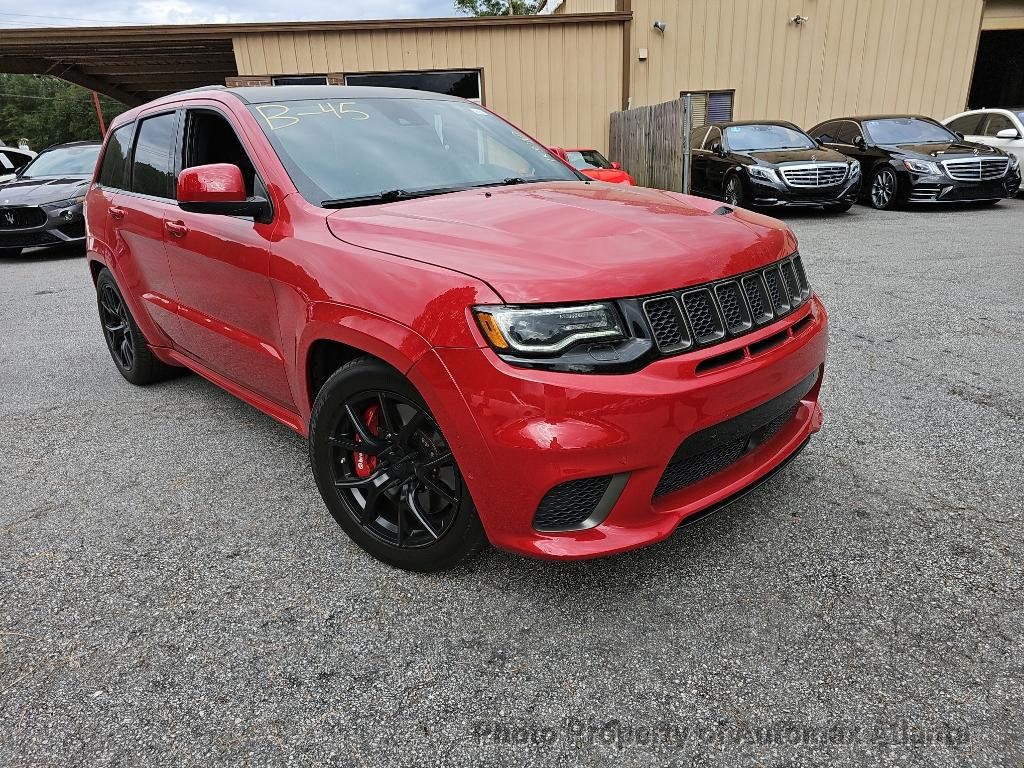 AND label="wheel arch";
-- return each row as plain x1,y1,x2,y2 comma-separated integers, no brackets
299,302,434,419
